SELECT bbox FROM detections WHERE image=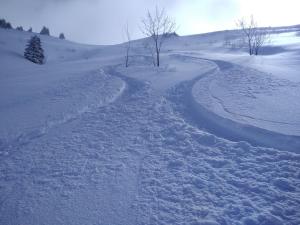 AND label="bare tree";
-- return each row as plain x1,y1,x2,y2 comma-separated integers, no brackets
237,15,270,55
124,23,131,67
236,15,256,55
141,6,176,67
253,28,270,55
